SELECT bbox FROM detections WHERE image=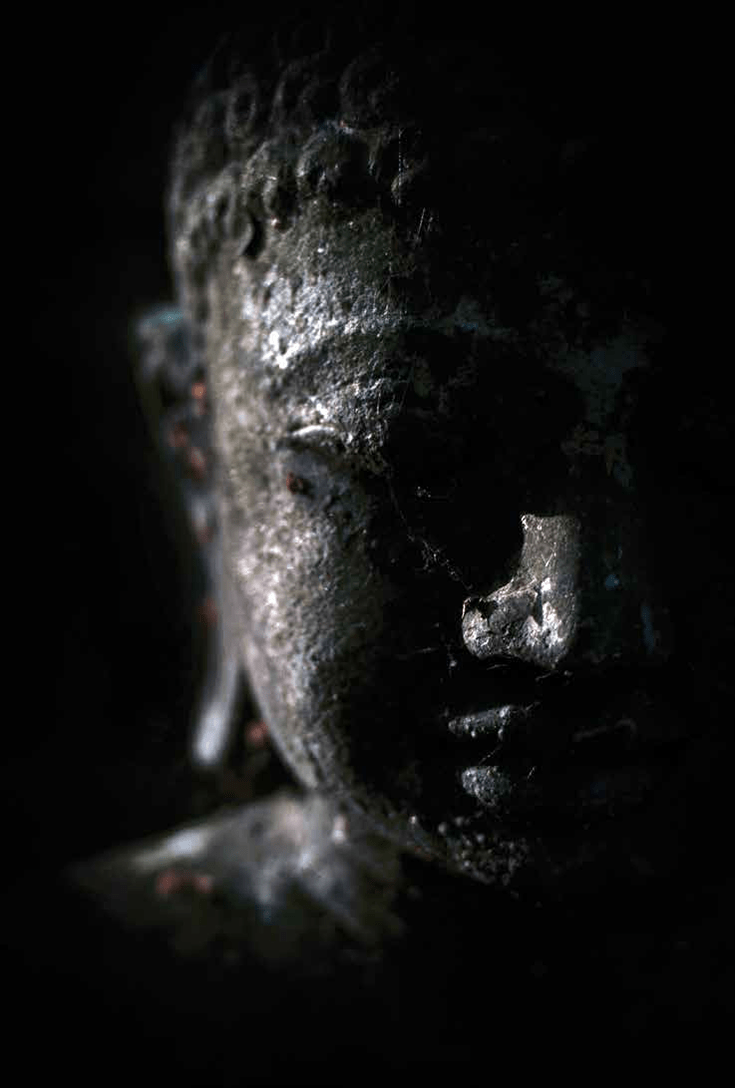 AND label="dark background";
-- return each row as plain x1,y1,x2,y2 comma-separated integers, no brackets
8,5,730,1082
11,9,248,1081
23,9,235,864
